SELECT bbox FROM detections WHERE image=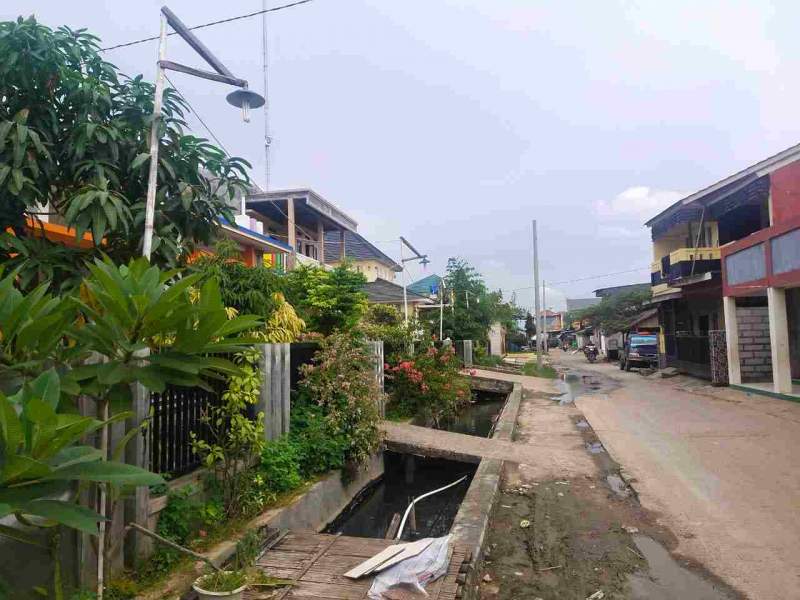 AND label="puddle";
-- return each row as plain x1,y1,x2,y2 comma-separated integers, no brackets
628,535,733,599
552,371,613,404
324,451,476,541
606,473,630,497
586,441,605,454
